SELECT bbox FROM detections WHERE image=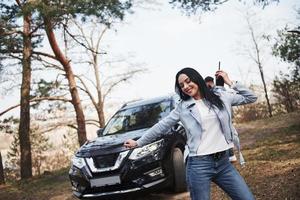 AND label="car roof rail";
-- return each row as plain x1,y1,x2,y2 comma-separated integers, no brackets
121,98,143,108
